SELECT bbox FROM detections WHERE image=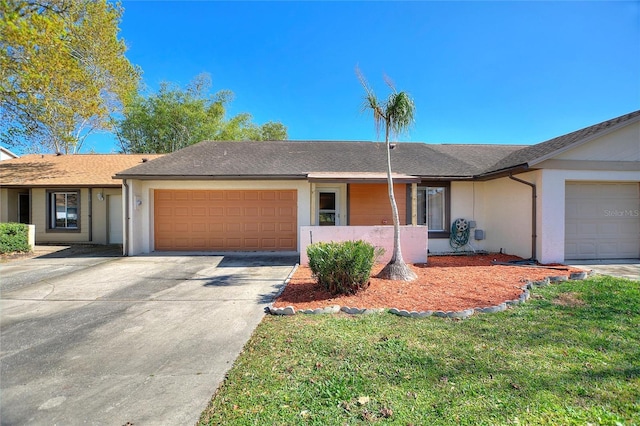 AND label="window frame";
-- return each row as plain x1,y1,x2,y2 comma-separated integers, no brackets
416,182,451,238
47,189,81,232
